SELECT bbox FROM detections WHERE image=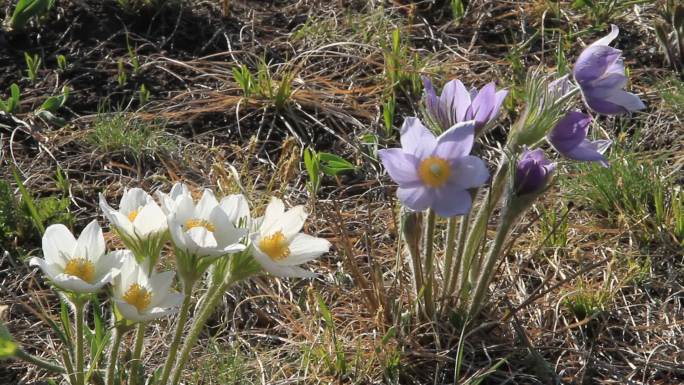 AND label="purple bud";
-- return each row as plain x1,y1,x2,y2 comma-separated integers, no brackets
573,25,646,115
547,111,611,167
515,149,555,195
422,76,508,133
